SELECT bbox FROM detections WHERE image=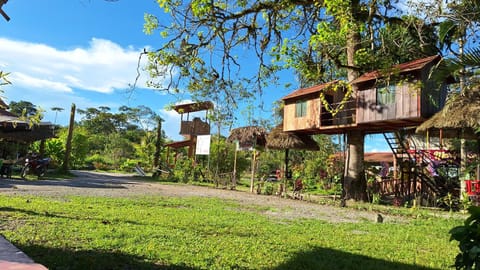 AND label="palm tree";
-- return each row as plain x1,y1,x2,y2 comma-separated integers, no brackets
51,107,64,125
